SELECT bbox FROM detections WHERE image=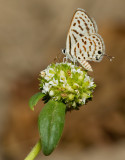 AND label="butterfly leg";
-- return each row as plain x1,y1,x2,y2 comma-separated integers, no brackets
73,58,77,65
63,56,68,63
73,59,75,65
